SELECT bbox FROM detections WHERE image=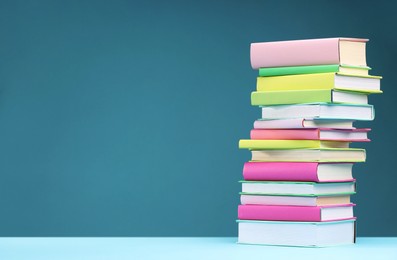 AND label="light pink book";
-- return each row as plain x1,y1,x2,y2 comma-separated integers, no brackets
253,119,355,129
242,162,354,182
250,128,370,142
238,204,355,222
250,37,368,69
